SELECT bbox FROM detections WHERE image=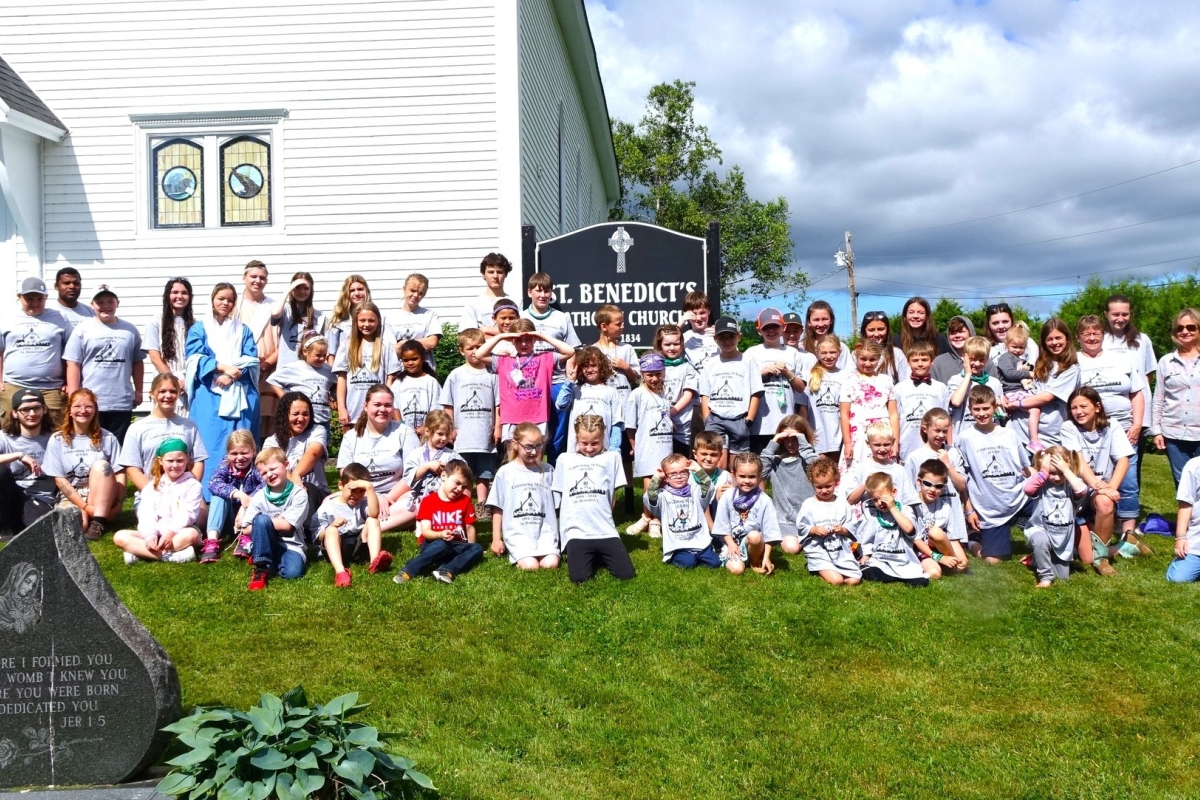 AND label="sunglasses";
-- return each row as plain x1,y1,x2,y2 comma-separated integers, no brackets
919,479,947,490
986,303,1012,315
863,311,888,322
1176,324,1199,334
